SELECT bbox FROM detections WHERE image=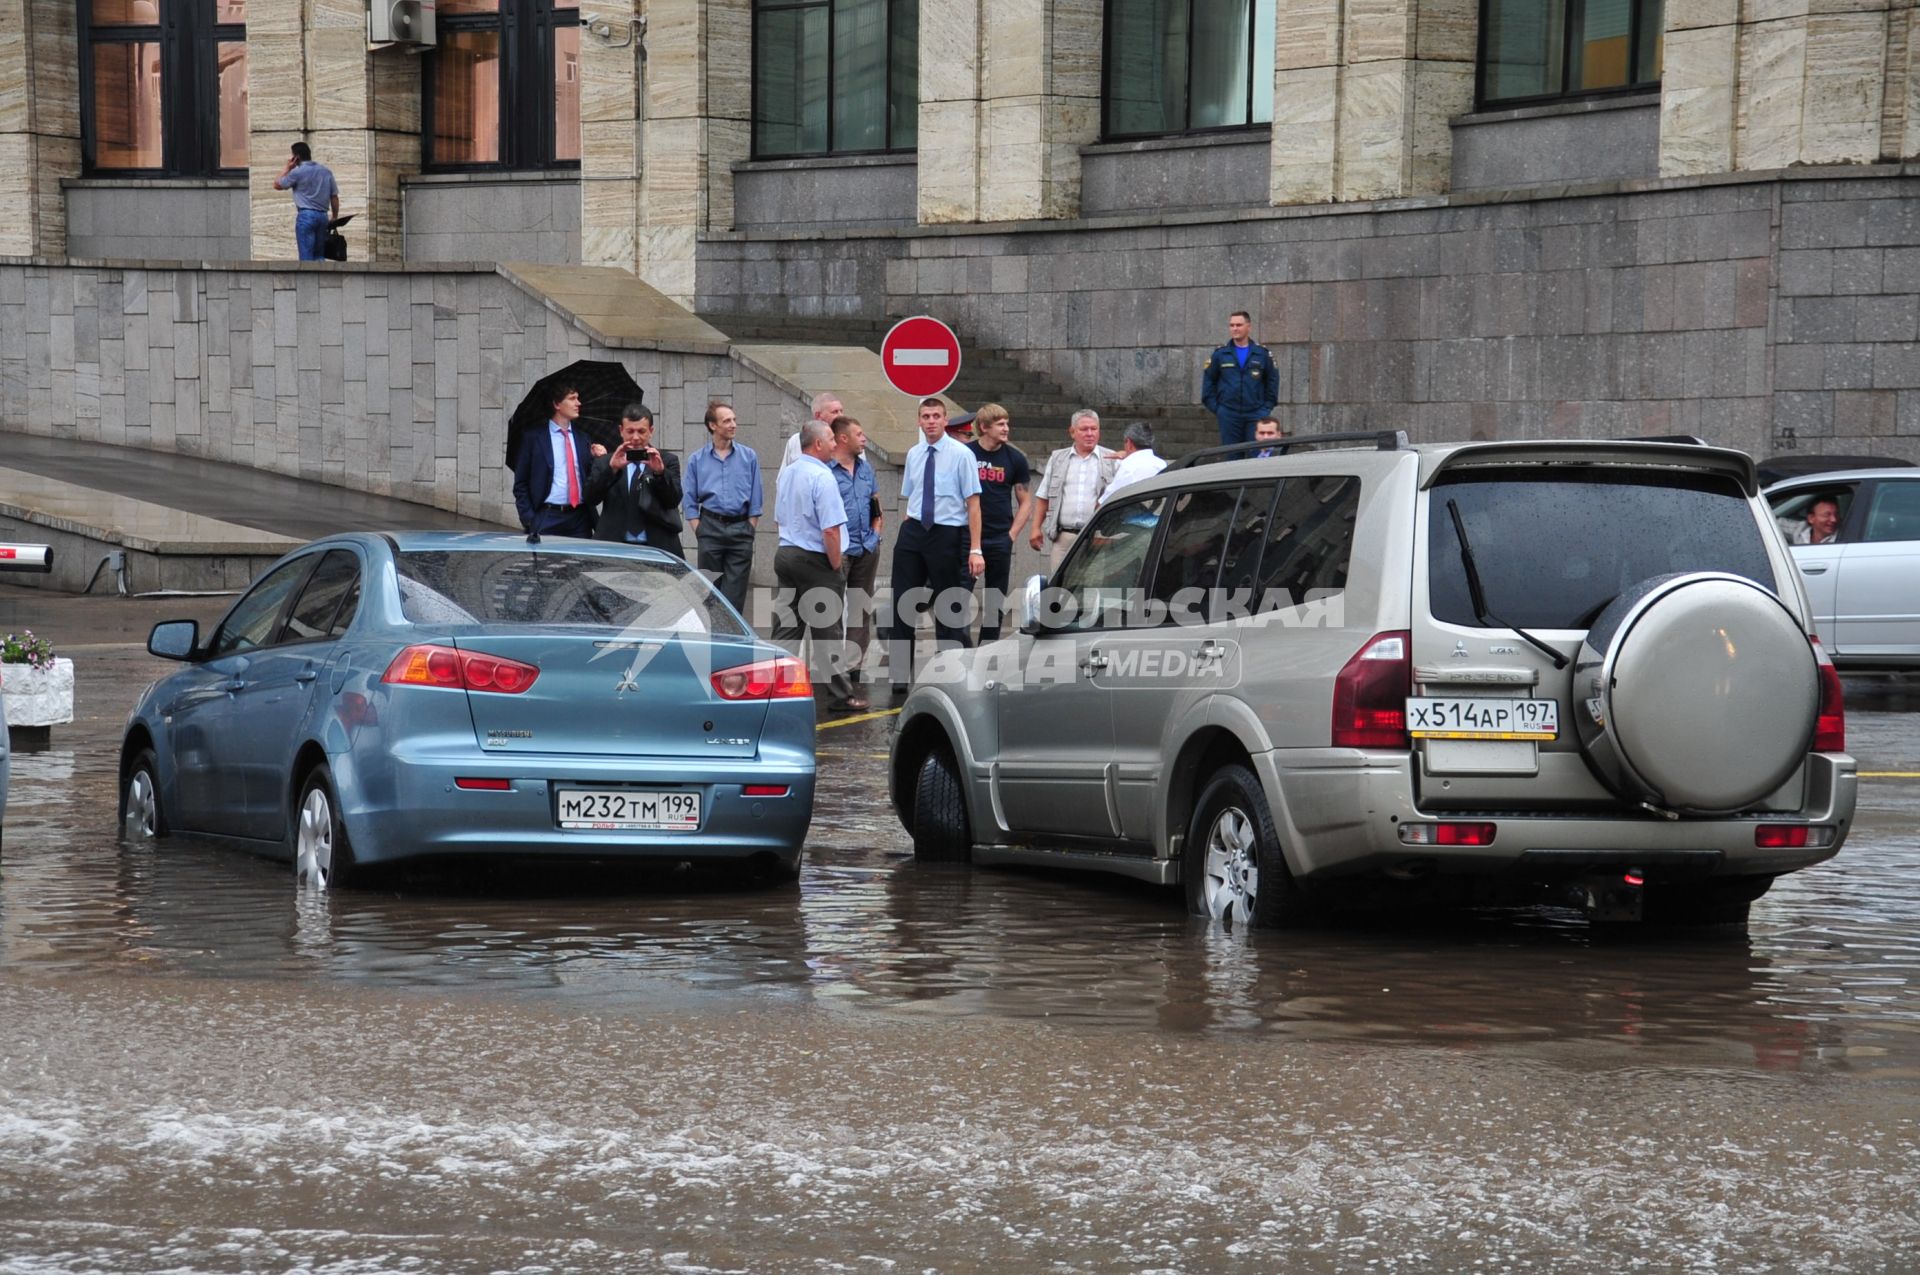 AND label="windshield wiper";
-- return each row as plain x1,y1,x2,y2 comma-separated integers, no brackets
1445,499,1569,670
